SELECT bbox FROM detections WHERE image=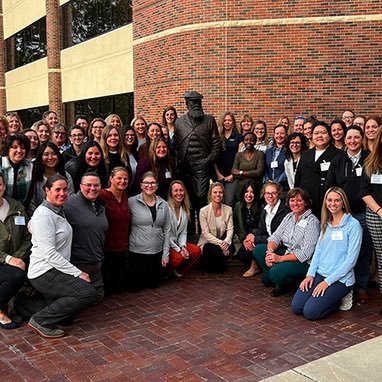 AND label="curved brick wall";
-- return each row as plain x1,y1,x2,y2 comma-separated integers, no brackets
132,1,382,124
